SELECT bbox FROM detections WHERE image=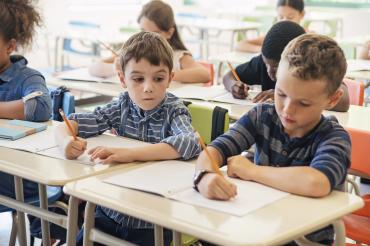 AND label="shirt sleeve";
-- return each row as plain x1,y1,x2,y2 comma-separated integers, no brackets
235,55,263,86
210,105,259,163
69,98,123,138
21,74,52,122
160,107,201,160
310,126,351,190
